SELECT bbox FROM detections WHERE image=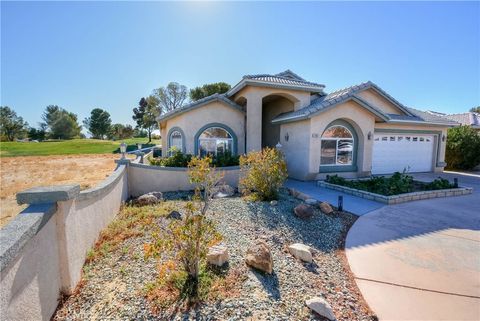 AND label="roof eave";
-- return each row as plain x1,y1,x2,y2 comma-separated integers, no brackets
156,96,244,123
226,79,325,97
386,119,459,127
